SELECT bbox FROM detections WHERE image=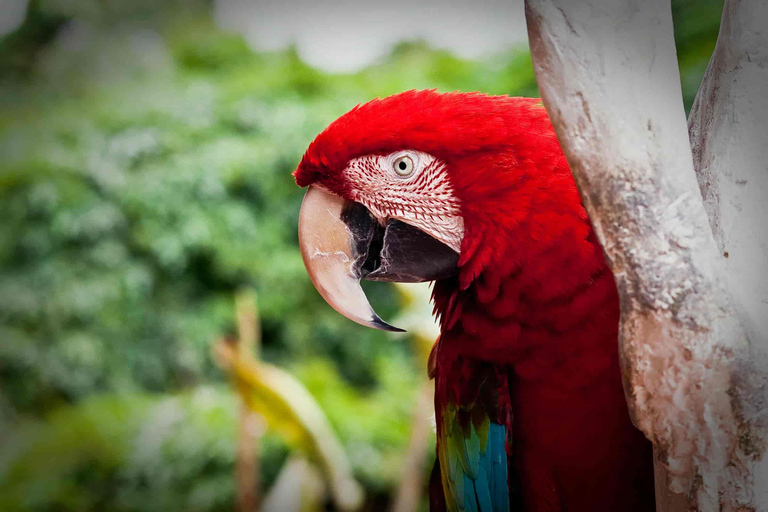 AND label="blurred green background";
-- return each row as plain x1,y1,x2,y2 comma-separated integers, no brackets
0,0,724,511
